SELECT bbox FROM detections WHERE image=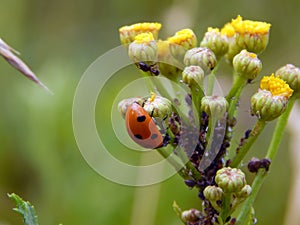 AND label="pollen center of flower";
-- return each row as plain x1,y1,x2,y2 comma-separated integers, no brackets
230,15,271,35
260,74,294,98
134,32,154,43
